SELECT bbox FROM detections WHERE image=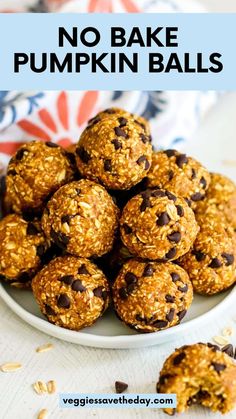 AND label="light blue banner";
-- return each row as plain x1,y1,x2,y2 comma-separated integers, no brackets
0,13,235,90
59,393,176,408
